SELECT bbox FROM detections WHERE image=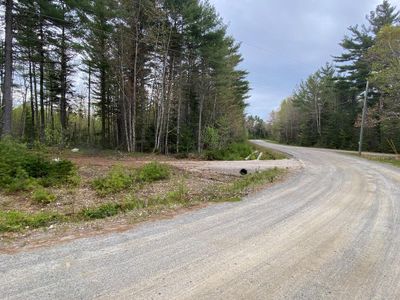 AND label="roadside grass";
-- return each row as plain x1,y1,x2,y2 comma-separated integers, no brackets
264,140,280,145
0,168,285,233
203,142,287,161
249,142,288,160
91,162,171,197
205,167,283,203
0,211,63,232
81,202,123,220
362,155,400,168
